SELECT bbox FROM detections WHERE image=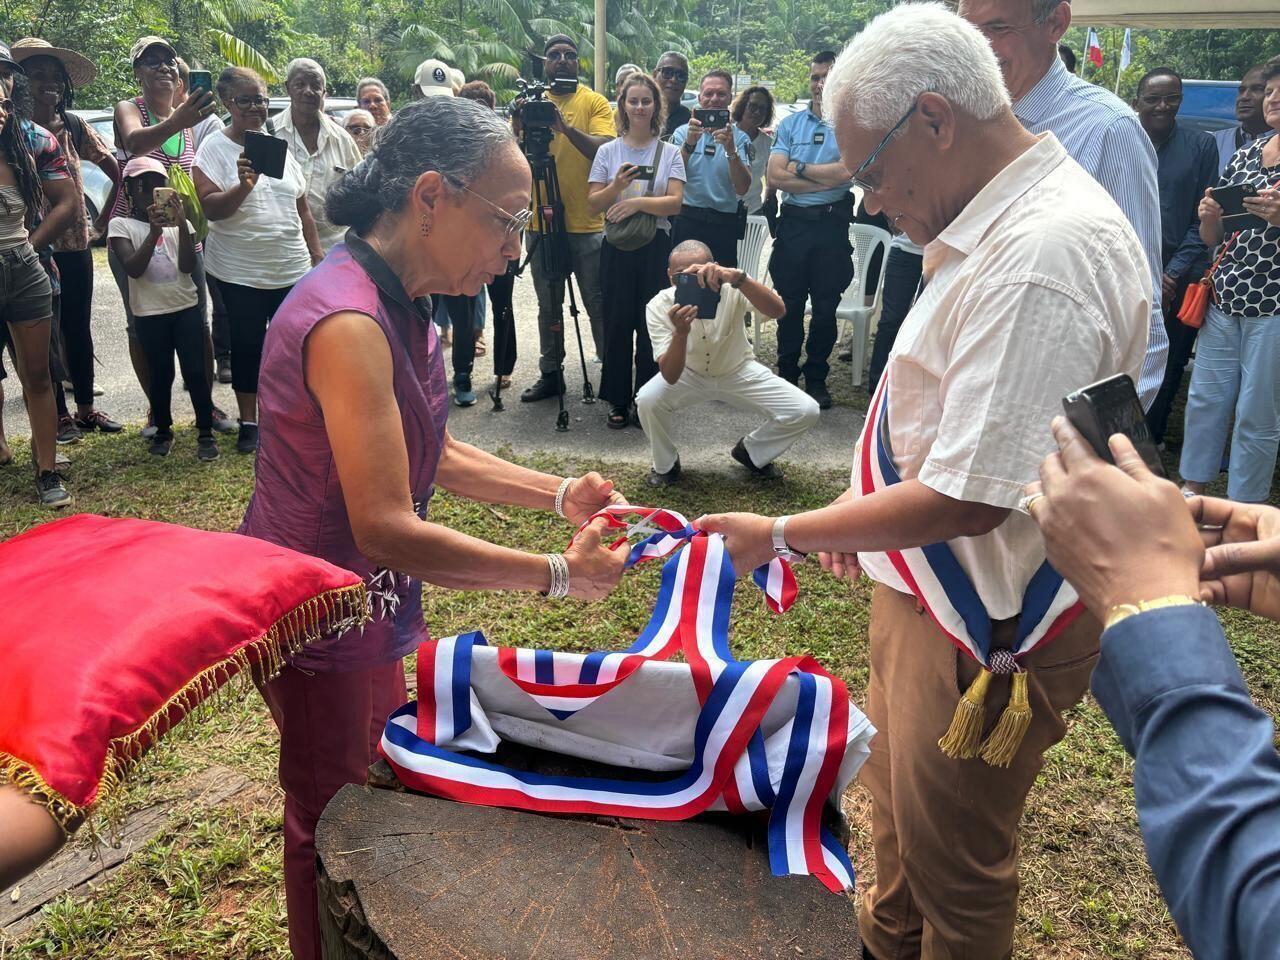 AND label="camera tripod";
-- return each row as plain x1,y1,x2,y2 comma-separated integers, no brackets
494,143,595,431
